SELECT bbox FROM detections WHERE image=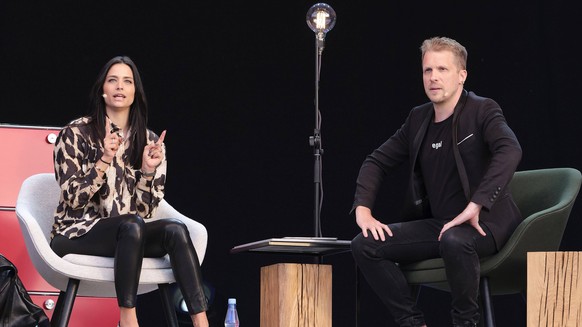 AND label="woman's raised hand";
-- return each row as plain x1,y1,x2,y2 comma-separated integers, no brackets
102,116,122,162
142,130,166,173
